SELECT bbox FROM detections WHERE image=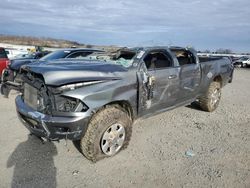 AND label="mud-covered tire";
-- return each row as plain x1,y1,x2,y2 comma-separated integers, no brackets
80,106,132,162
199,81,221,112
